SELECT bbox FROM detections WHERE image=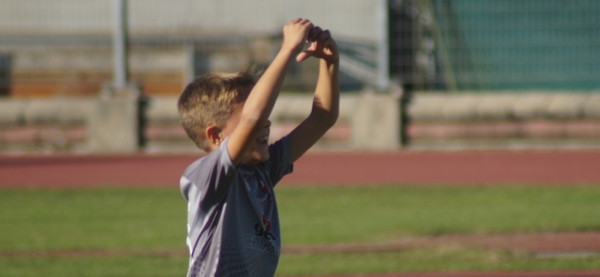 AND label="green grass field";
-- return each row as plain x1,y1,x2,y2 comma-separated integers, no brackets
2,185,600,276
